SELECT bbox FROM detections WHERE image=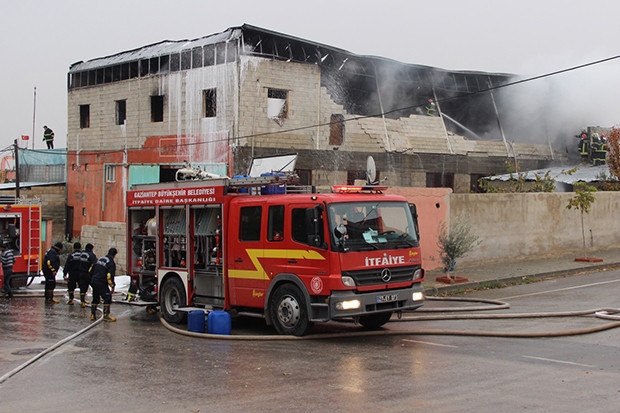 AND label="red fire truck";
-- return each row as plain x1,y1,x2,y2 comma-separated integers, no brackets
0,198,42,291
126,173,424,336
